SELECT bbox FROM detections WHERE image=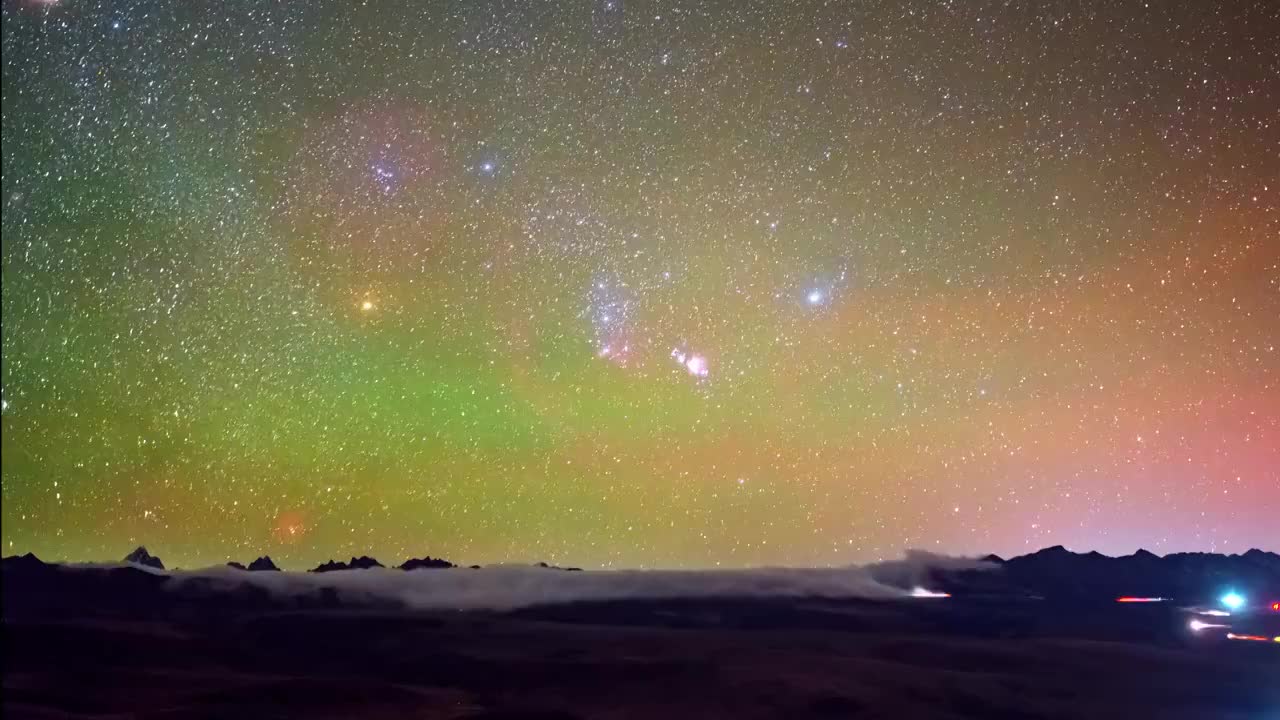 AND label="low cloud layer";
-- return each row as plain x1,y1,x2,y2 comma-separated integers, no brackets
156,552,995,611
